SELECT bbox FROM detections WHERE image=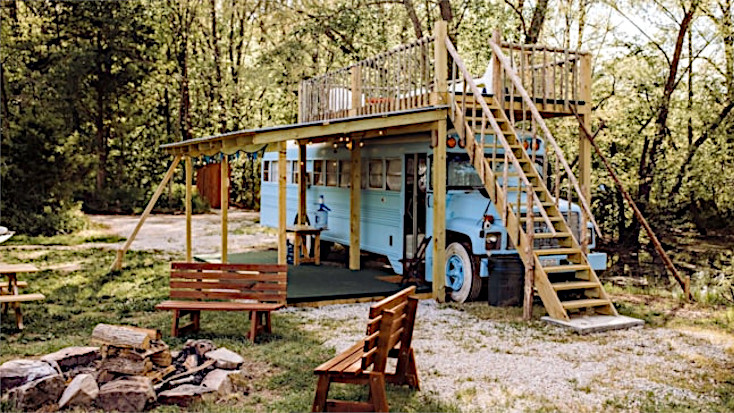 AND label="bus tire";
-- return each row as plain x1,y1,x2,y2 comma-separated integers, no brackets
445,242,481,303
